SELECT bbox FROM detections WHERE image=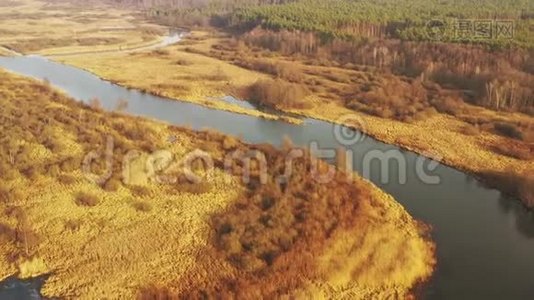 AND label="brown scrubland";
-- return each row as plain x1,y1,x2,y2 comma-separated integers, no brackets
238,29,534,115
248,79,311,109
175,29,534,208
0,69,434,298
5,0,529,211
54,27,534,207
1,0,530,297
